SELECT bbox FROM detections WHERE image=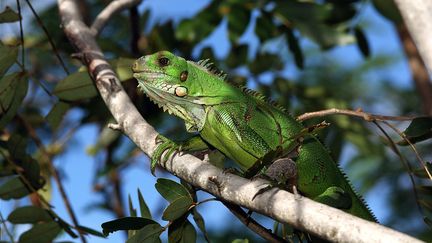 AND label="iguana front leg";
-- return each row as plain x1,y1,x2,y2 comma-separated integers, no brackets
151,135,211,174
